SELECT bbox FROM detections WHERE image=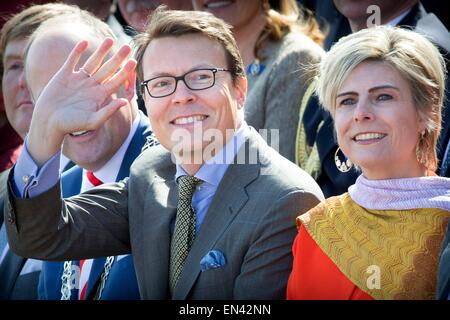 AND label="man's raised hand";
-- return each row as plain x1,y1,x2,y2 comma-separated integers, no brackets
27,38,137,166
